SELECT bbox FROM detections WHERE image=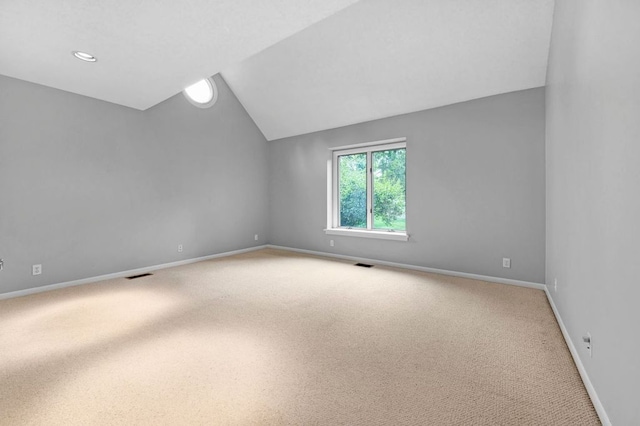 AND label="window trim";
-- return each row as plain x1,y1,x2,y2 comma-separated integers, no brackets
324,227,409,241
325,138,408,241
